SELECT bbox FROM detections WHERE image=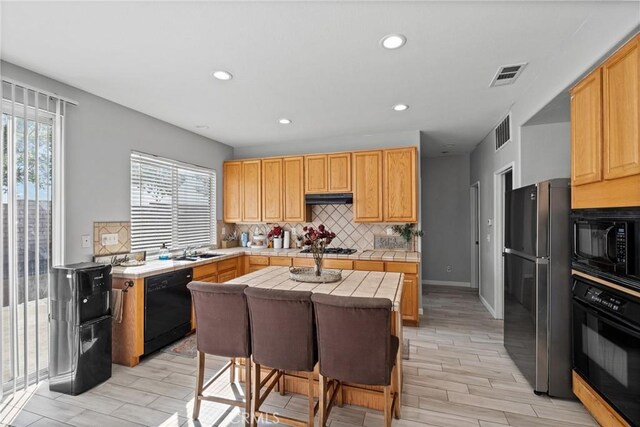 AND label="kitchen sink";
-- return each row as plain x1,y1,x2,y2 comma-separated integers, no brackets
195,253,223,259
173,256,199,261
